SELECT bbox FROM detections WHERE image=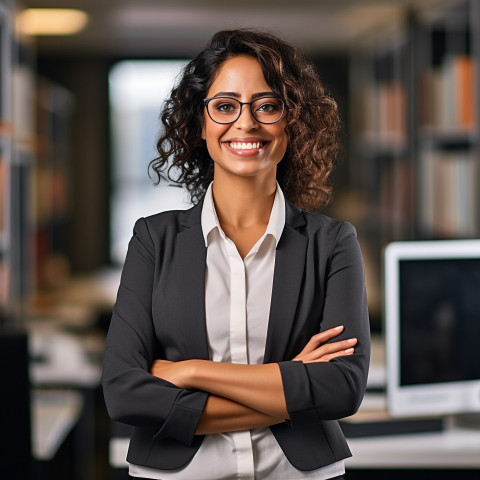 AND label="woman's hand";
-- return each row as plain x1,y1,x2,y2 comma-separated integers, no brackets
150,359,192,388
293,326,357,363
